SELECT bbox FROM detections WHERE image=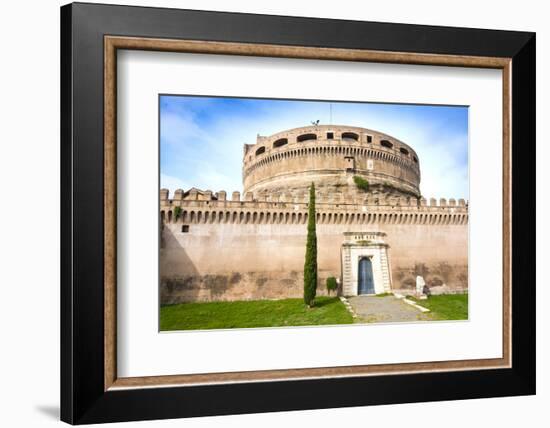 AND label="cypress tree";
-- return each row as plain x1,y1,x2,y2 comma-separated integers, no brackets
304,182,318,307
